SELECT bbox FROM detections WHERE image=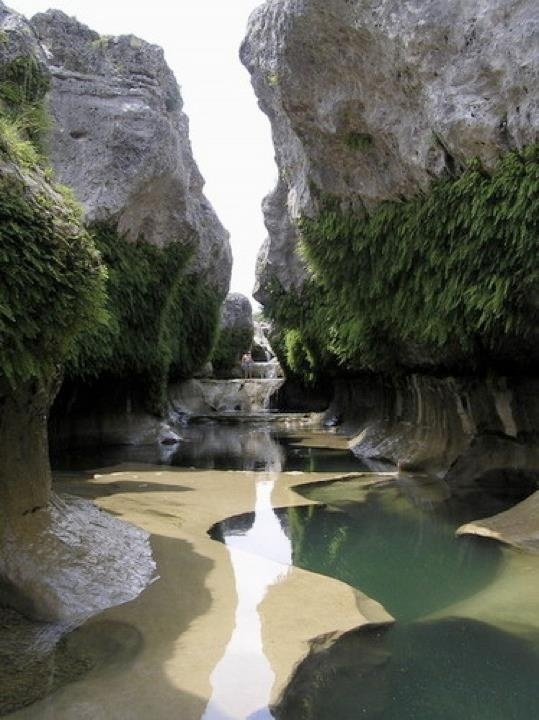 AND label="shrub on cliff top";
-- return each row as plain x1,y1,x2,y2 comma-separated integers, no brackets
263,145,539,381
